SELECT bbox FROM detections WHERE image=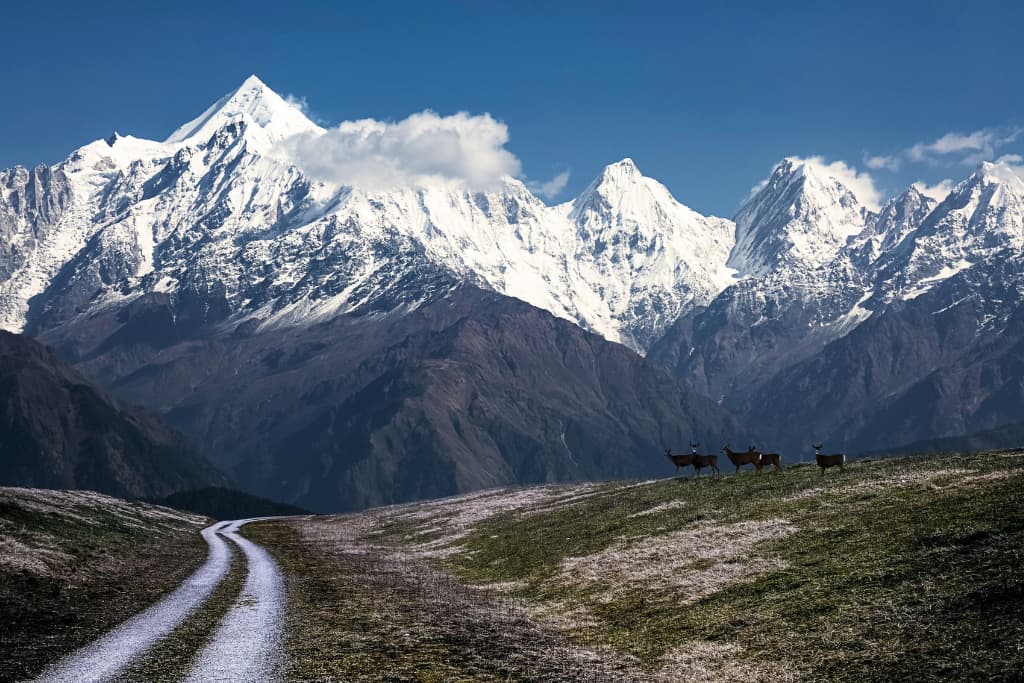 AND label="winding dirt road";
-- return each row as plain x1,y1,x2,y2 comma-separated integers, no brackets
183,519,284,682
32,518,287,683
